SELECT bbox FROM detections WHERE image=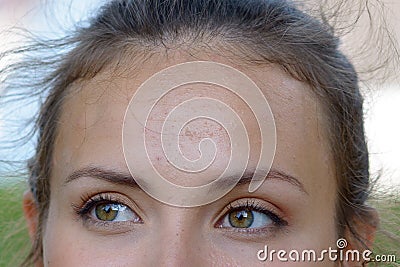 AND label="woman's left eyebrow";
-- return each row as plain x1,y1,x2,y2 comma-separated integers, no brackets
215,169,308,195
